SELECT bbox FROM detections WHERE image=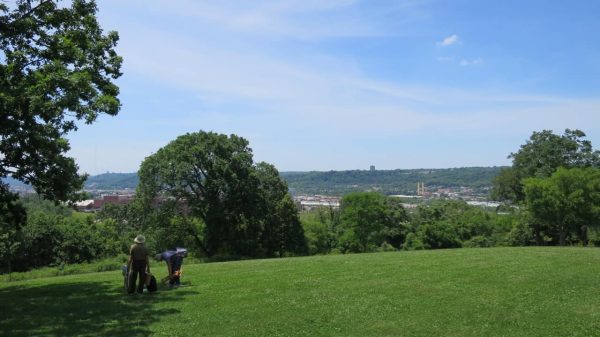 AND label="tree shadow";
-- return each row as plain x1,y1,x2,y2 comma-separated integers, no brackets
0,278,199,337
